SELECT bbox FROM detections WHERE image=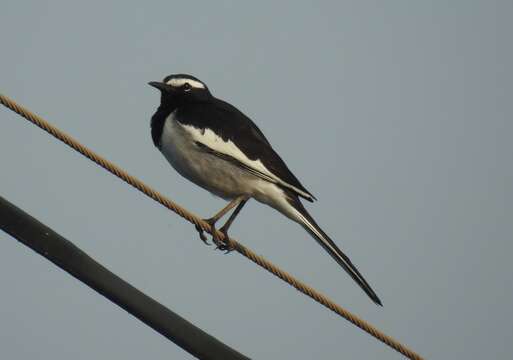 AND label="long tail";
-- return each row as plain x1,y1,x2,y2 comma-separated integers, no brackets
287,196,382,306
